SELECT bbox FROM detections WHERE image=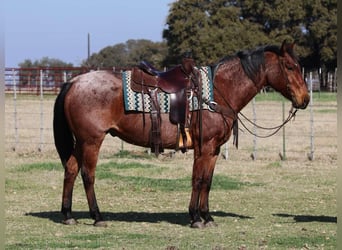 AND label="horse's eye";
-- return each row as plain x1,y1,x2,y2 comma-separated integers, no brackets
286,64,295,71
